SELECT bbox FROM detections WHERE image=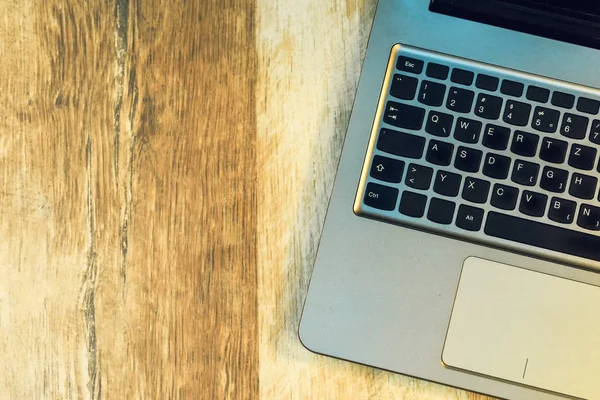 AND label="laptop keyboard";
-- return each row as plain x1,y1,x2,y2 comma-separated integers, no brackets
354,44,600,267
